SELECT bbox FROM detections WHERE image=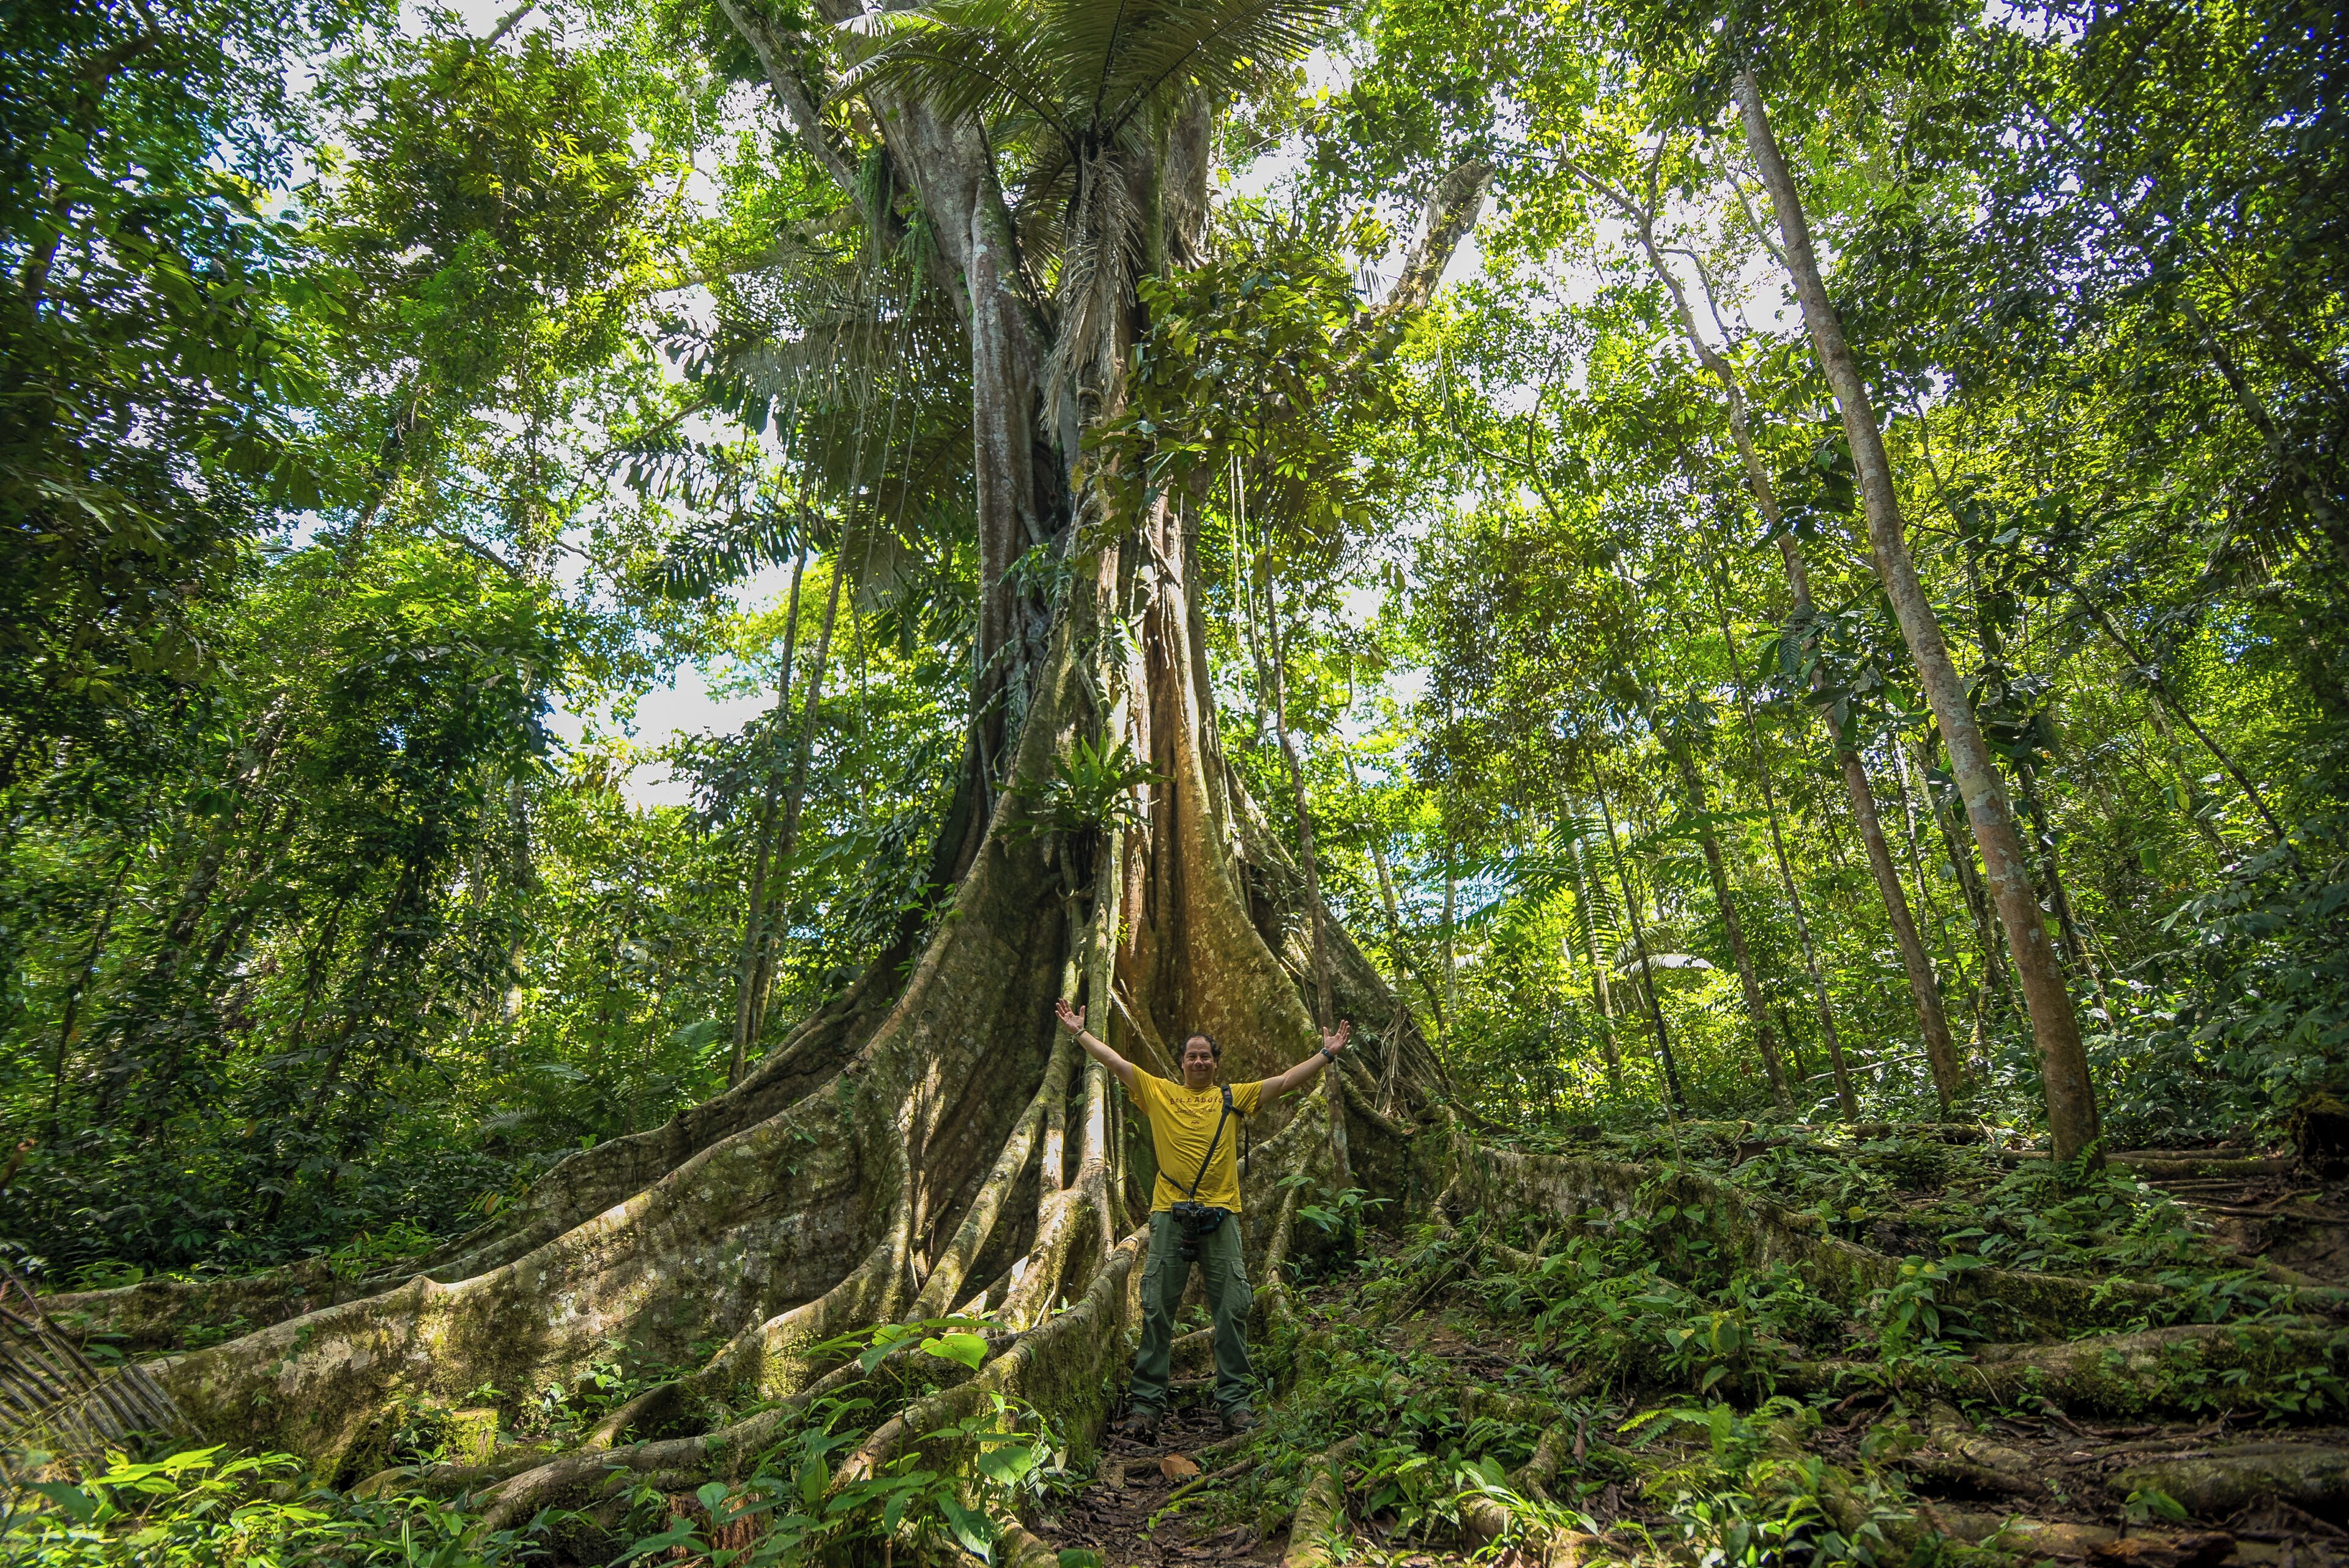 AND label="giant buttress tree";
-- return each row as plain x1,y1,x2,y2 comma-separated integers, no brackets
51,0,1483,1518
